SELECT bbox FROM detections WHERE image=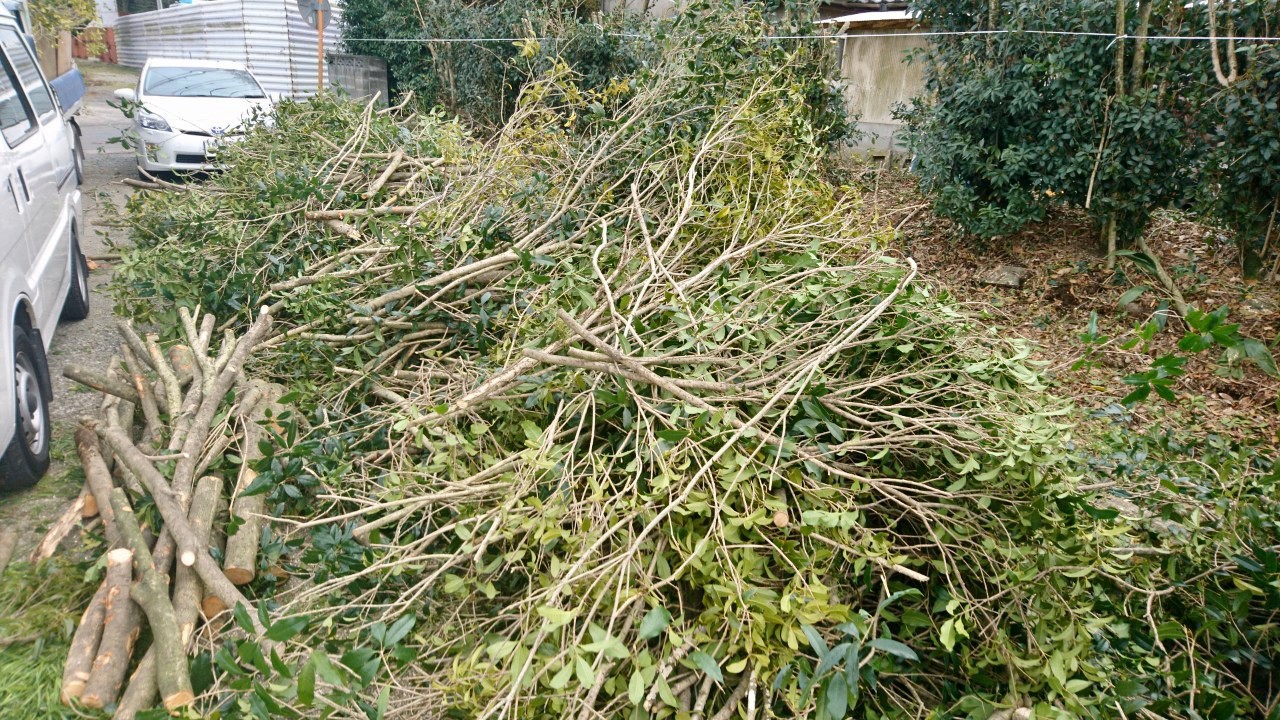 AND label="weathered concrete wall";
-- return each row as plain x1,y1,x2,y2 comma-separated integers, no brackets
836,28,926,155
601,0,678,18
